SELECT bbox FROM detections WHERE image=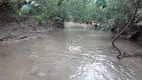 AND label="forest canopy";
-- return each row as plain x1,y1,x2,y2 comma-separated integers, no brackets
0,0,142,30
